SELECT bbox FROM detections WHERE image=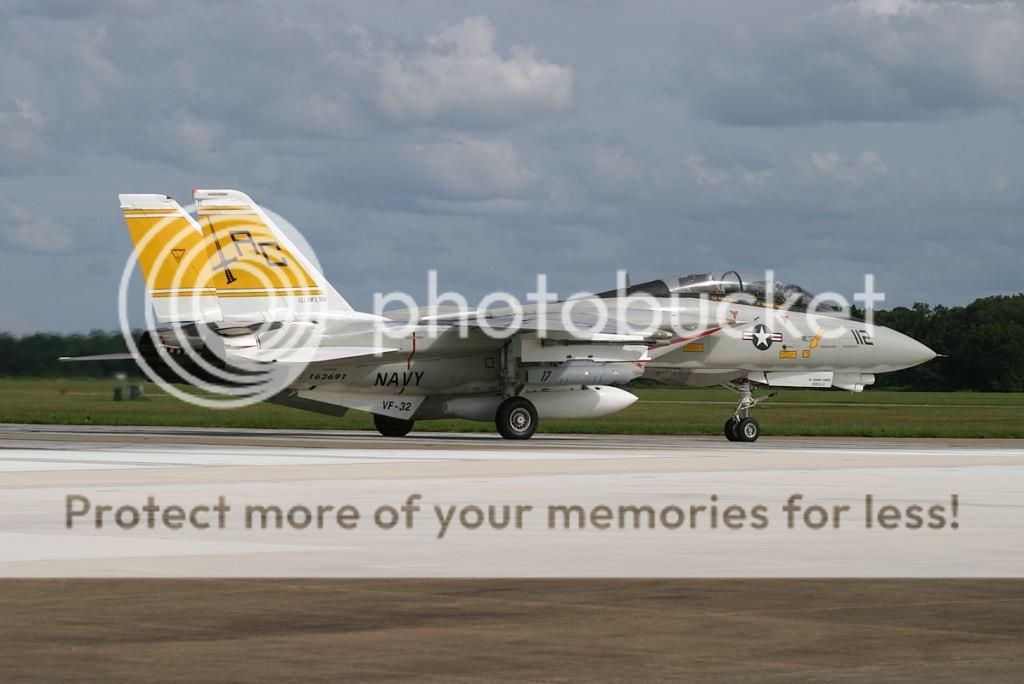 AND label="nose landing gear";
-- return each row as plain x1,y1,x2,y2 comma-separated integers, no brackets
723,381,774,442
